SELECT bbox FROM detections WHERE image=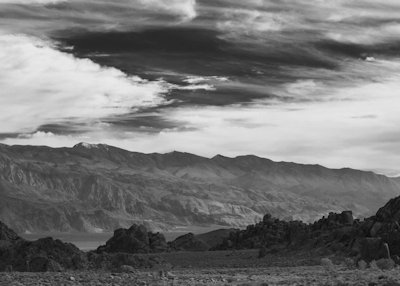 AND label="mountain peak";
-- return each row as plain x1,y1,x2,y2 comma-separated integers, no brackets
73,142,109,150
